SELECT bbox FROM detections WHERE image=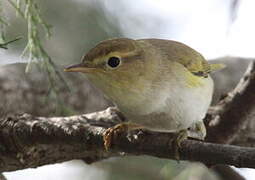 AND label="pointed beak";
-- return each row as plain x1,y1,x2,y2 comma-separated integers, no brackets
64,63,97,73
